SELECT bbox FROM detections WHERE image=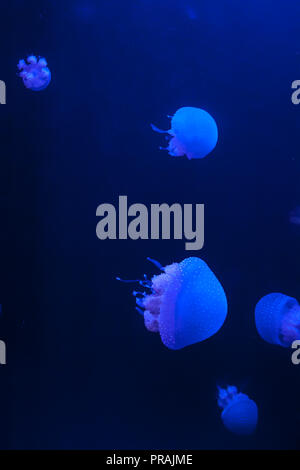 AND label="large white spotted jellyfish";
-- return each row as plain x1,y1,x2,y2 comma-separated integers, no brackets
217,385,258,436
117,257,228,350
151,106,218,160
255,293,300,347
17,56,51,91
